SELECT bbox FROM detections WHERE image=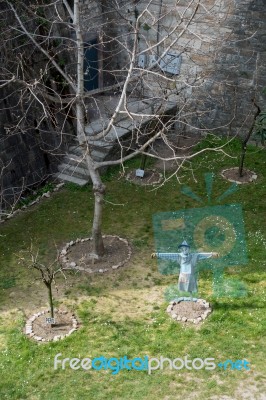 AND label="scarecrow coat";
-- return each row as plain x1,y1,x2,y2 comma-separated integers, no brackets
156,252,213,292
